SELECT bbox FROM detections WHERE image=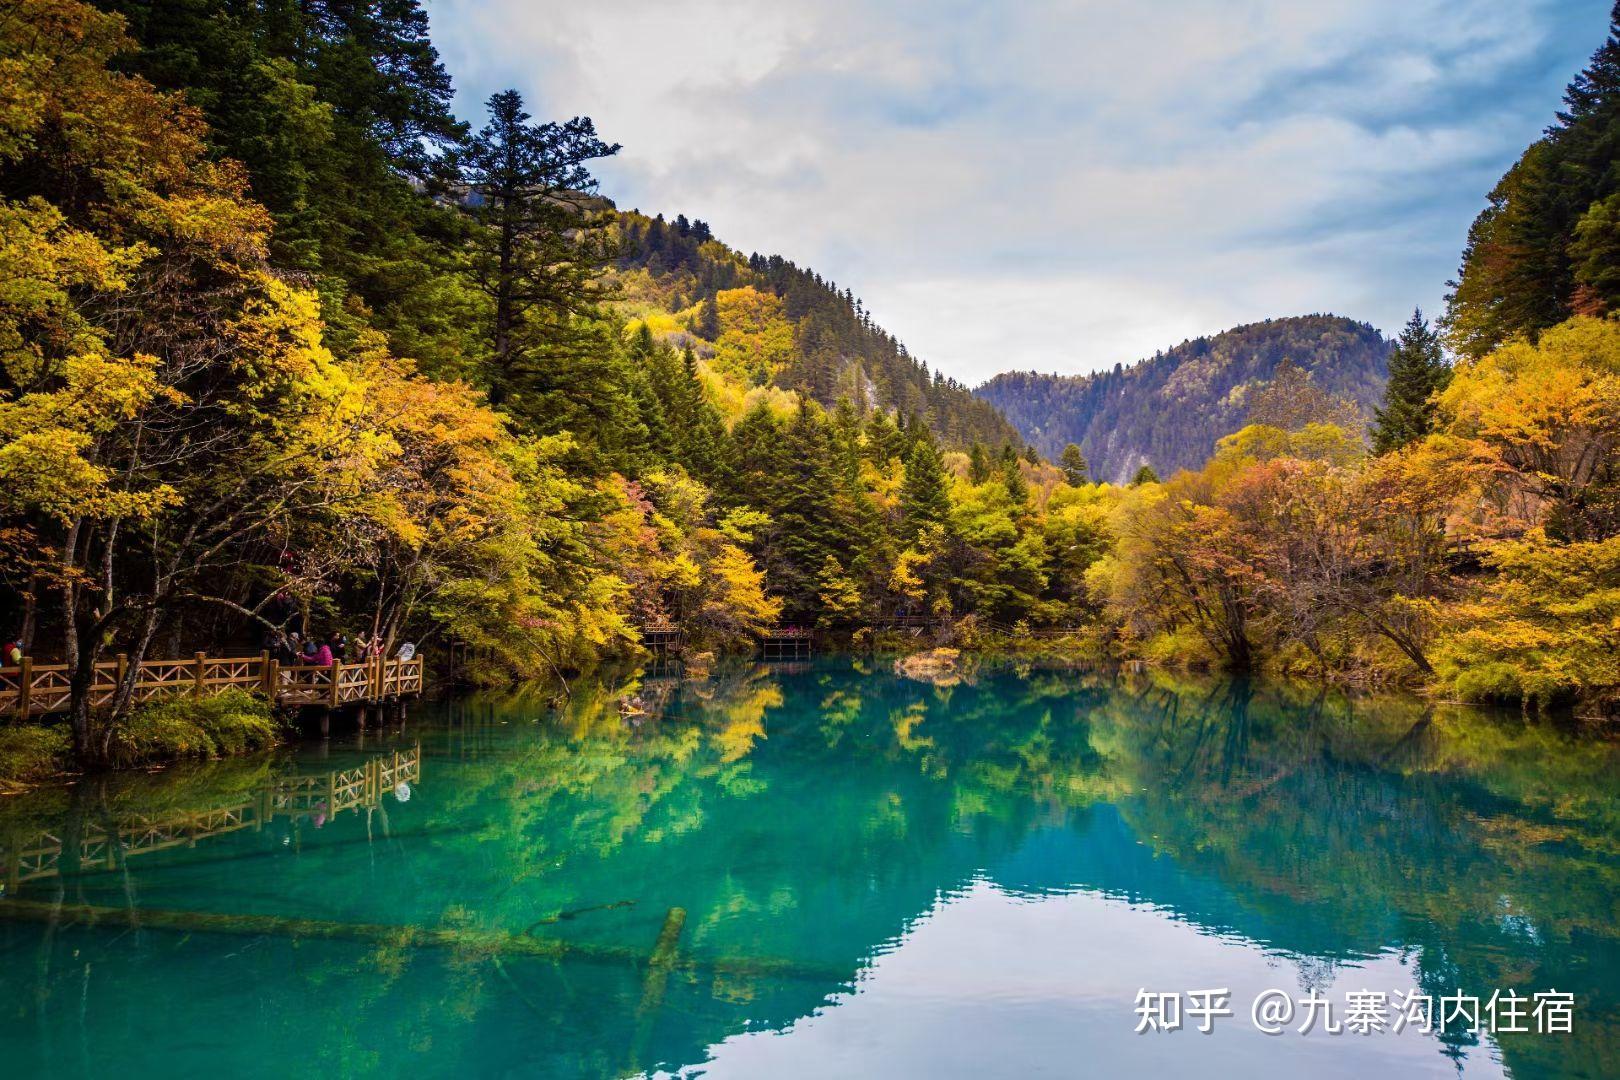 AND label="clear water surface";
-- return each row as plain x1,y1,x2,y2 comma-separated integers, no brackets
2,658,1617,1079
